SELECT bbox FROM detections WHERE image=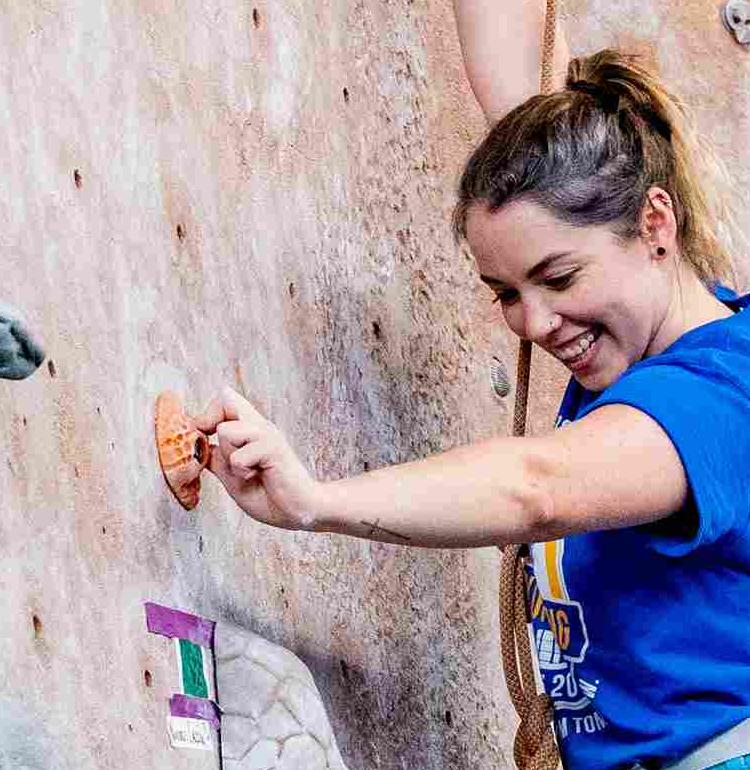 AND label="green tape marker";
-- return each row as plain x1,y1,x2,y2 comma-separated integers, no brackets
176,638,209,699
